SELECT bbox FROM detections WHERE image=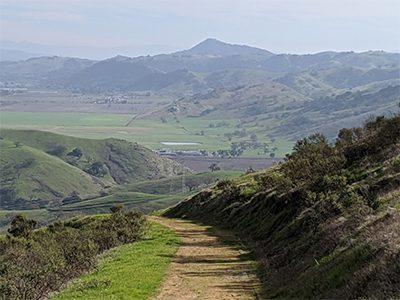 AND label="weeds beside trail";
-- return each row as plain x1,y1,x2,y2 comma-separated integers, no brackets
54,221,180,300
